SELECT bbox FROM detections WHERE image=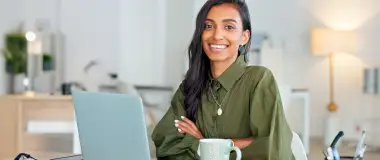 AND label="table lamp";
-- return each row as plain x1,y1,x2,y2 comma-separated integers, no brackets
311,28,358,112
